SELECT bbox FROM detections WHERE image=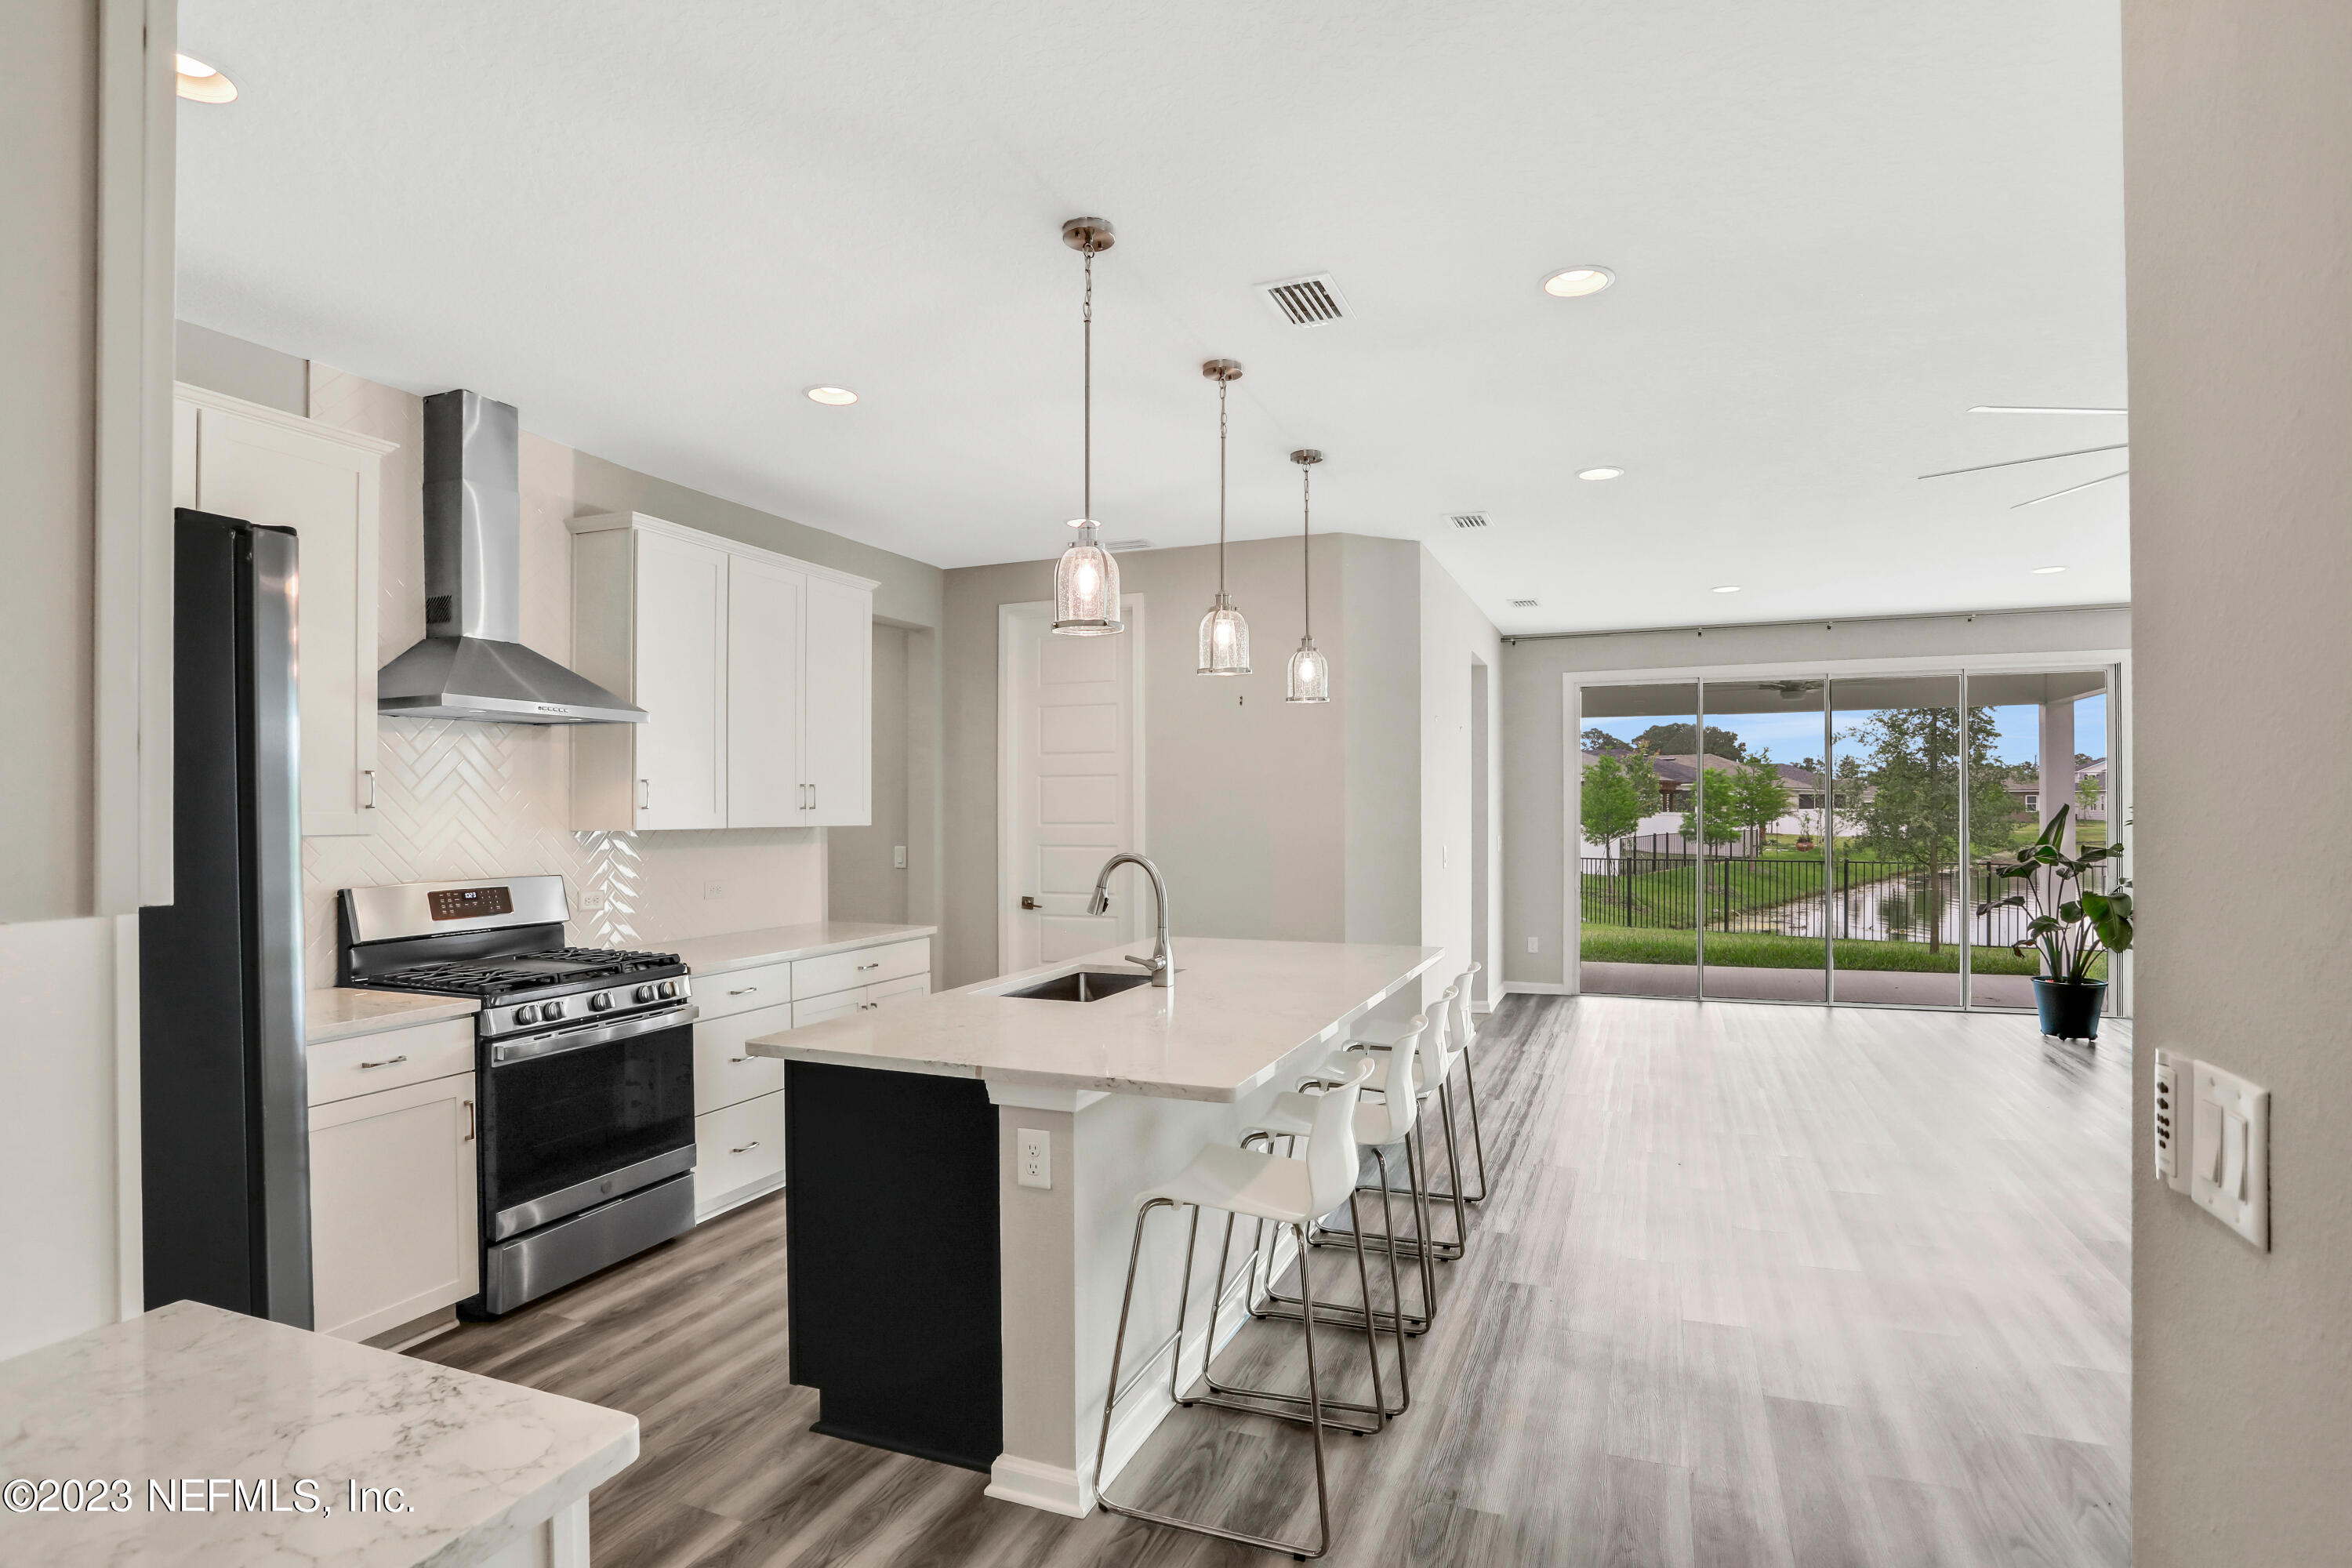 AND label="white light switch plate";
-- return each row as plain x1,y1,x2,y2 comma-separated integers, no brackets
1017,1127,1051,1190
2190,1059,2268,1249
